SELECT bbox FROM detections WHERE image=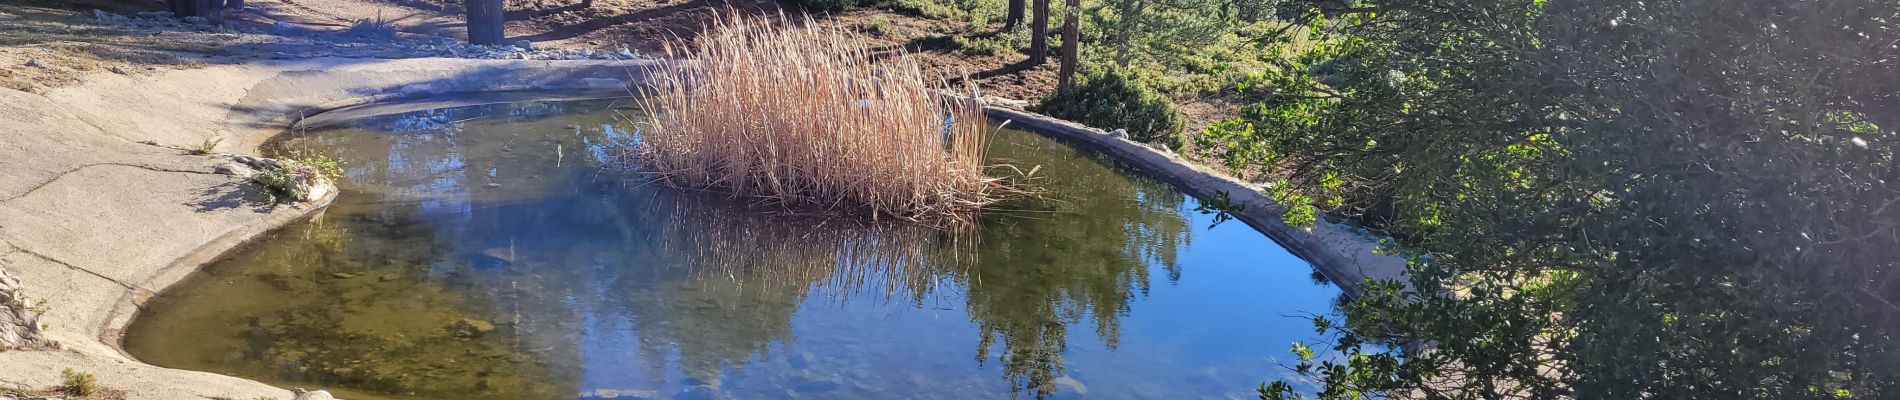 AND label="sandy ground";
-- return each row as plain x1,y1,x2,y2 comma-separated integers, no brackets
237,0,1066,99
